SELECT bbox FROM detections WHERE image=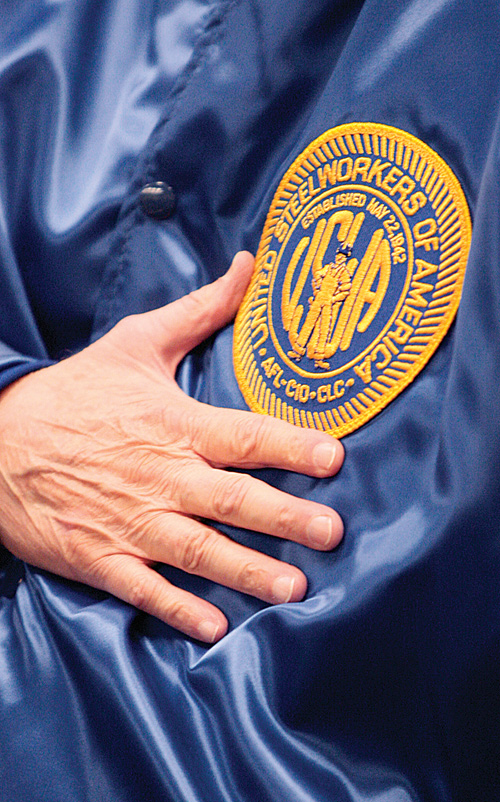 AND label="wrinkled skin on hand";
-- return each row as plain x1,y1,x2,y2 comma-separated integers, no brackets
0,252,344,642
